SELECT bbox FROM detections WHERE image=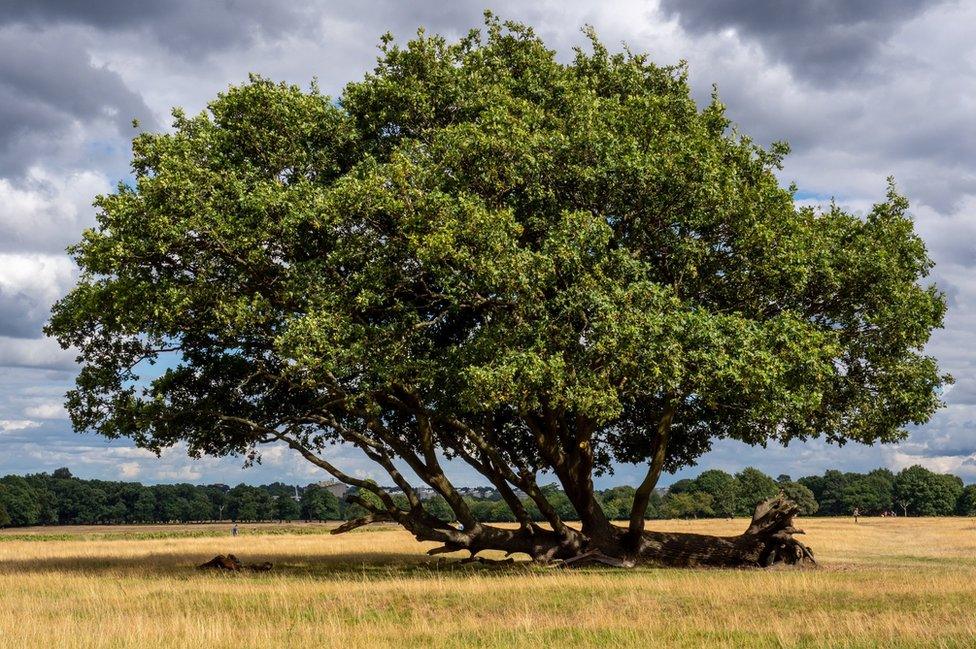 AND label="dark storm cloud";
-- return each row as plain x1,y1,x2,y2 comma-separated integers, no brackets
659,0,945,84
0,27,157,176
0,0,317,57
